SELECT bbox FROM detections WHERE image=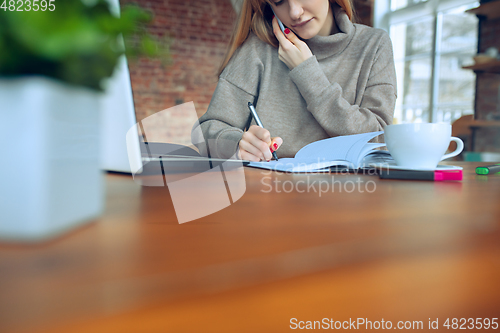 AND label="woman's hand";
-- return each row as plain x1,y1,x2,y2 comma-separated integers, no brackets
272,17,313,70
238,125,283,162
